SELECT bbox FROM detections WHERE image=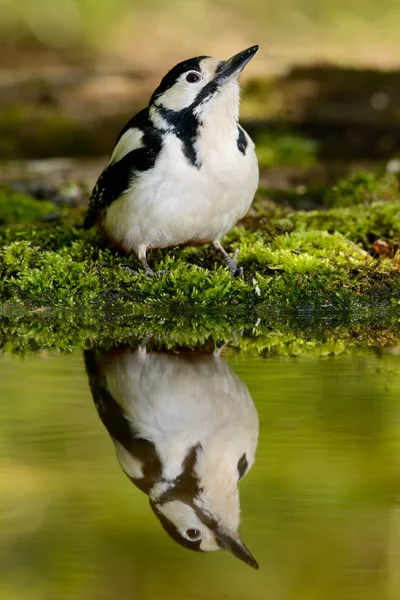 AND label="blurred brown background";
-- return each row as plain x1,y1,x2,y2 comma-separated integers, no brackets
2,0,400,72
1,0,400,165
